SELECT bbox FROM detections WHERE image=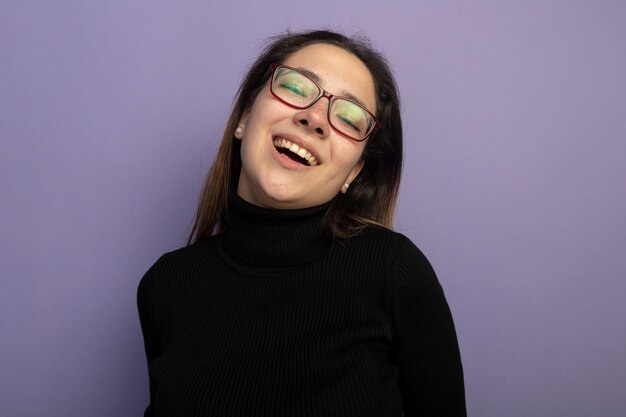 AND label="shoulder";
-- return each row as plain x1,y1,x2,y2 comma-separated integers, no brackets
352,226,442,295
339,225,440,291
137,236,220,294
348,225,434,269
